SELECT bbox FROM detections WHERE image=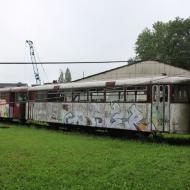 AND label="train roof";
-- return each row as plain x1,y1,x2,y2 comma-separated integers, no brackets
0,76,189,92
28,76,190,91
